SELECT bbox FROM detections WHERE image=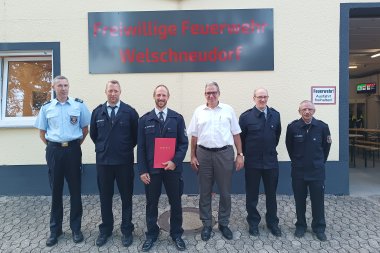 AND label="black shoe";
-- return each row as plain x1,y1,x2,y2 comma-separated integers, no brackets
72,231,84,243
218,225,233,240
249,226,259,236
201,226,212,241
173,237,186,251
96,233,111,247
315,232,327,241
268,225,282,237
294,228,306,238
46,231,62,247
142,238,156,252
121,234,133,247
